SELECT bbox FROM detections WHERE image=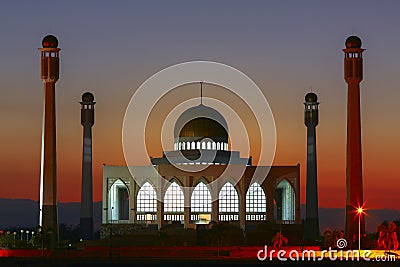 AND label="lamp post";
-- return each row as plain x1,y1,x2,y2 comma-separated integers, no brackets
356,207,364,251
20,230,24,241
26,230,29,243
13,232,16,247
